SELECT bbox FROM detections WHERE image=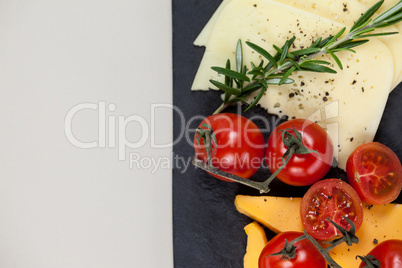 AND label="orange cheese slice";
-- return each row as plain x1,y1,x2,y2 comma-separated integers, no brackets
235,195,402,268
243,222,268,268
